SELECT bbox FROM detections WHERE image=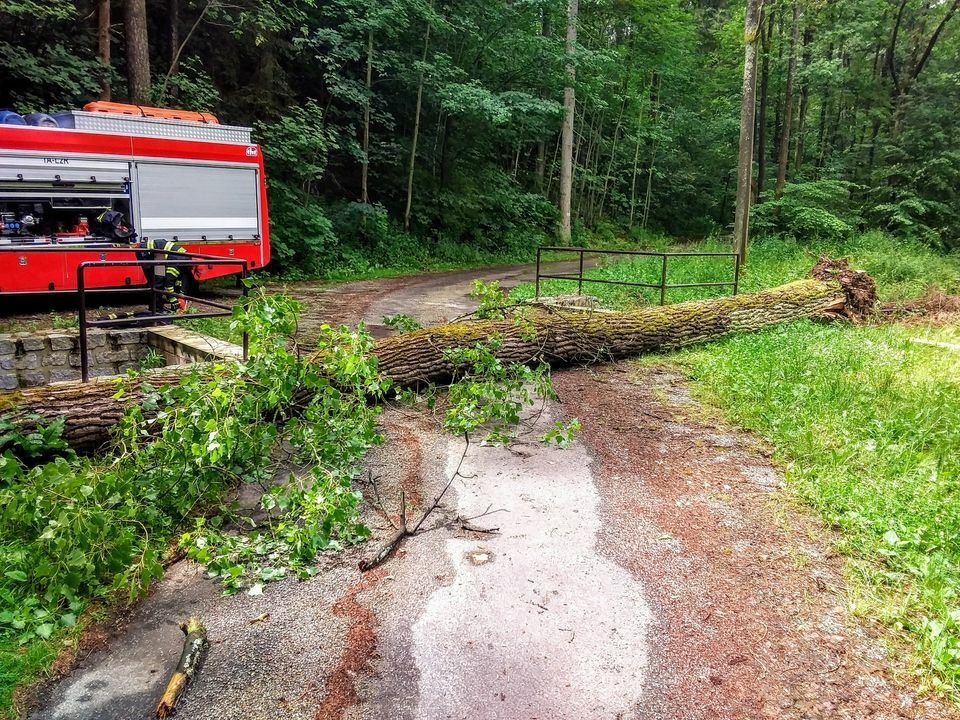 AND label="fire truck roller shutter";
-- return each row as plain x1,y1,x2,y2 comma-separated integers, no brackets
134,162,260,242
